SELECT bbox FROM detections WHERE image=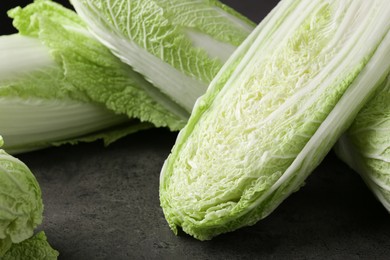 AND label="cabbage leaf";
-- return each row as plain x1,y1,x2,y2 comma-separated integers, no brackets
160,0,390,240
